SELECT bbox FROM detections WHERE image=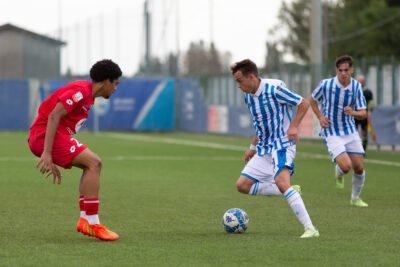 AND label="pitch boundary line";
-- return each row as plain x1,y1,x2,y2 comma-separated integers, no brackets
105,133,400,167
